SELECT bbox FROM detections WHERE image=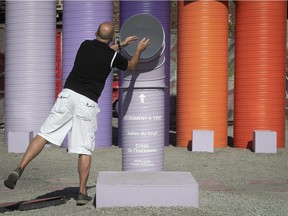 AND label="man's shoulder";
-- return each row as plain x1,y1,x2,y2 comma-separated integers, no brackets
82,39,112,50
81,39,94,45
